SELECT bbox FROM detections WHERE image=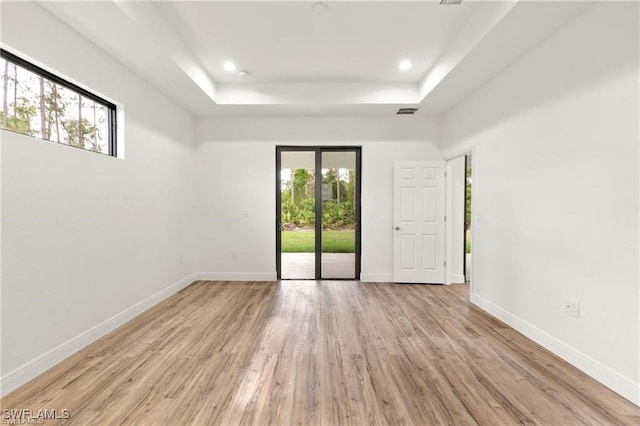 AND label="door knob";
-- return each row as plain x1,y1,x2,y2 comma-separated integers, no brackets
394,226,400,231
